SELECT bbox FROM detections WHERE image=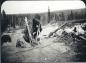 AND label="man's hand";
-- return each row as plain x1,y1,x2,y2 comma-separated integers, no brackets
33,32,36,35
36,25,39,28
